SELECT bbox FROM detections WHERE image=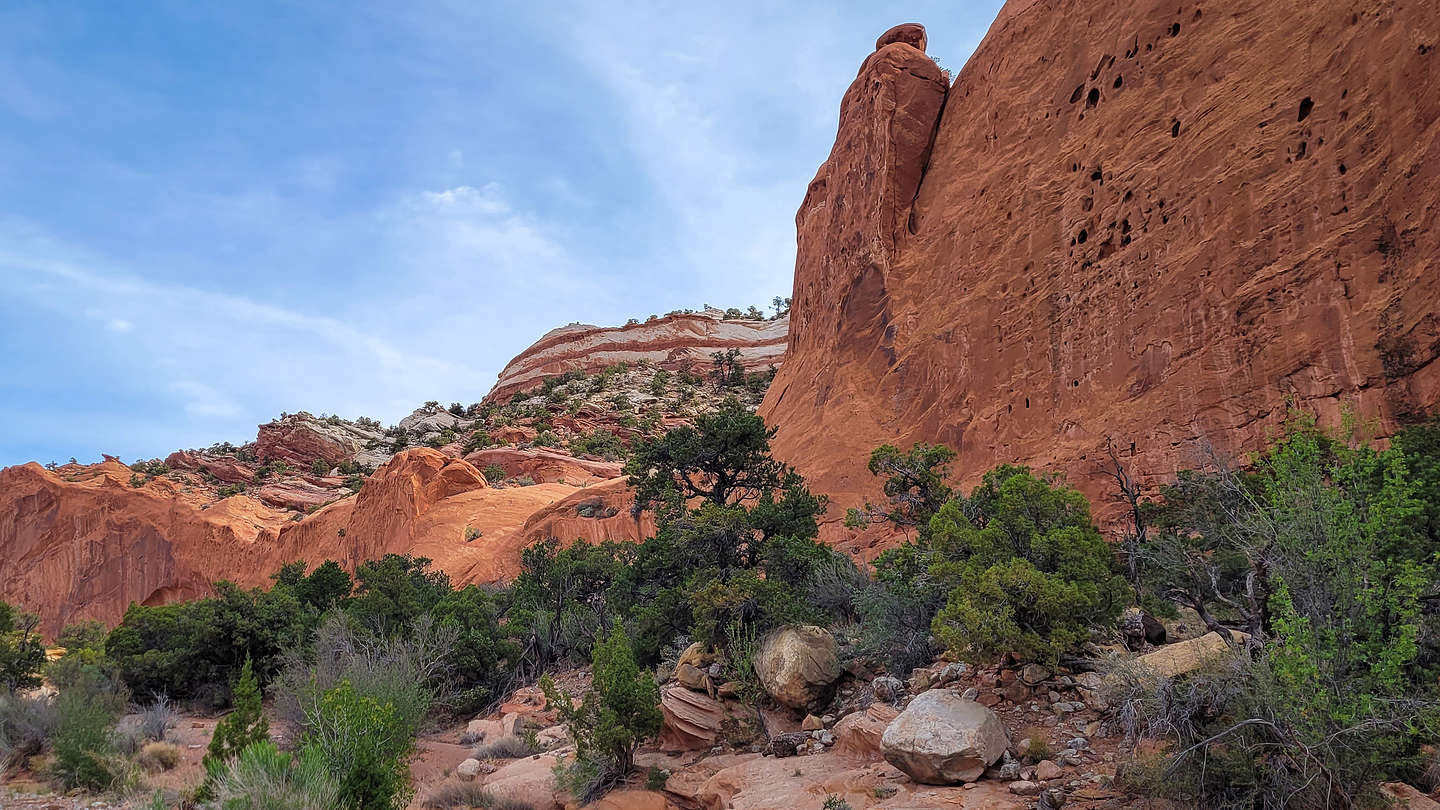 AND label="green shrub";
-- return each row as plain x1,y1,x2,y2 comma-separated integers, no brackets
1123,416,1440,807
482,464,506,483
464,430,494,454
928,466,1128,664
311,459,331,476
347,554,451,635
0,601,45,690
106,579,310,703
272,612,447,741
431,586,522,718
206,740,342,810
206,658,269,766
0,689,57,770
52,670,130,791
568,430,626,461
304,680,414,810
541,626,661,803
